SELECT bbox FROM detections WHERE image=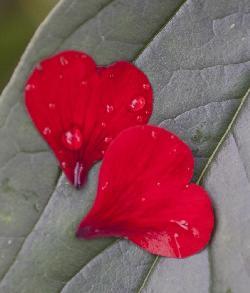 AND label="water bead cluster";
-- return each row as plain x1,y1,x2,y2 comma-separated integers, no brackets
25,50,214,258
